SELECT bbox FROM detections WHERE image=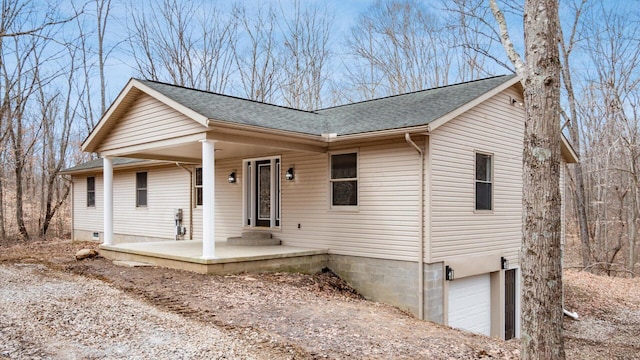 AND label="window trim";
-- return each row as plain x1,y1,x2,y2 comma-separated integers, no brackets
329,150,359,210
86,176,95,208
136,171,148,208
474,151,493,212
194,167,203,207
